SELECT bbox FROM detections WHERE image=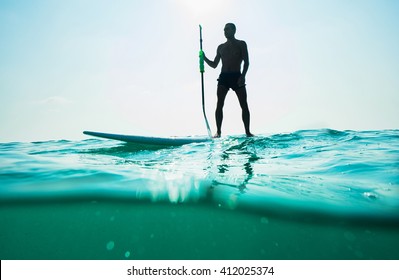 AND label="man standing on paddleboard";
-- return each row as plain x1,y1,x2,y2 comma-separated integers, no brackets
202,23,253,138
